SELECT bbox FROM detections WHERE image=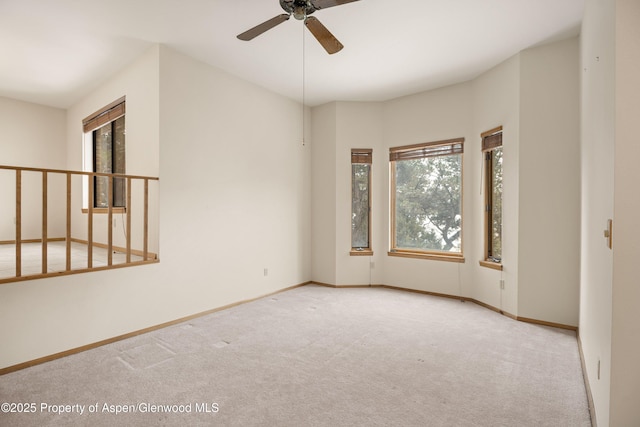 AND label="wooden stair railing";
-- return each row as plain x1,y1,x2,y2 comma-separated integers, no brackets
0,165,159,284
